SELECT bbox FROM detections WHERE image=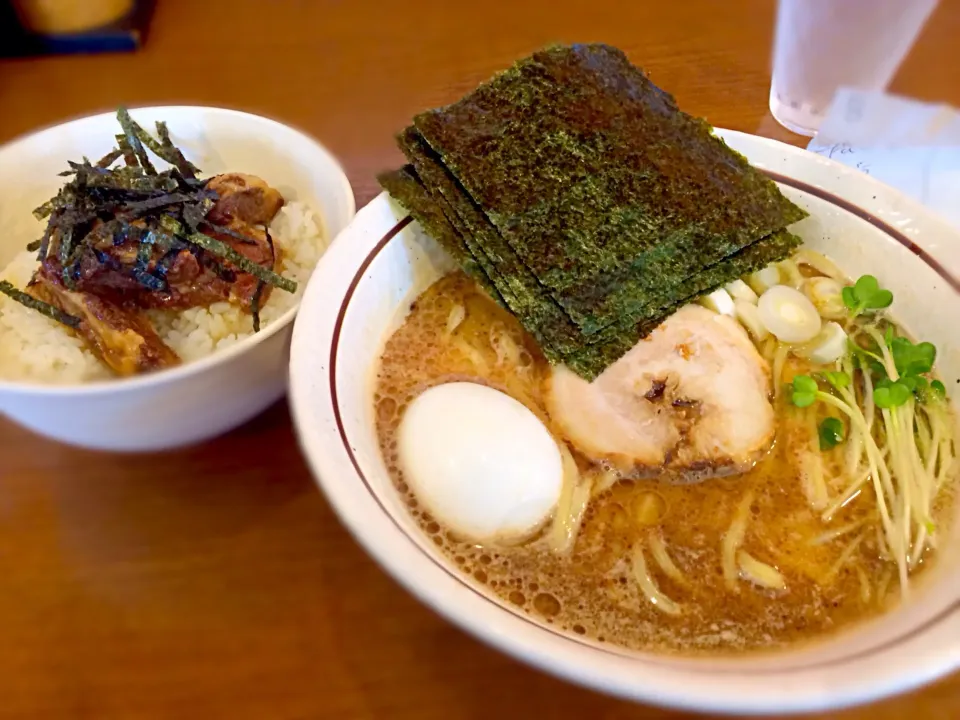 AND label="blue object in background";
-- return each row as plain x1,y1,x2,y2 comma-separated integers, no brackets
0,0,154,57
